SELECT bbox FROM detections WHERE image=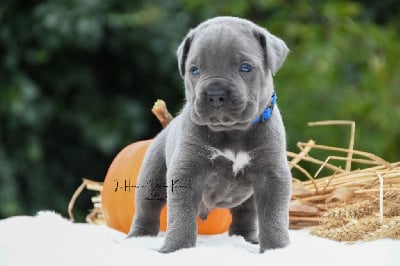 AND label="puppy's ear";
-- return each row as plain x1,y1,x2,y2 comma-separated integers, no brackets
254,29,289,75
176,31,194,78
